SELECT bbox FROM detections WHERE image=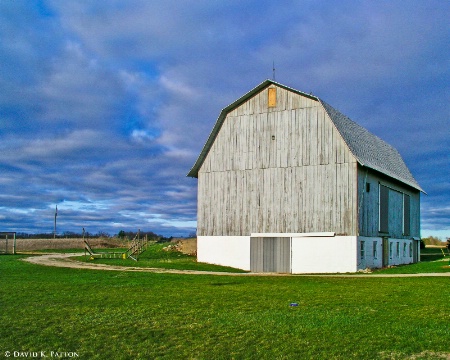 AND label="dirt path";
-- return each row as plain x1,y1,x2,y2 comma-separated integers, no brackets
22,253,450,277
